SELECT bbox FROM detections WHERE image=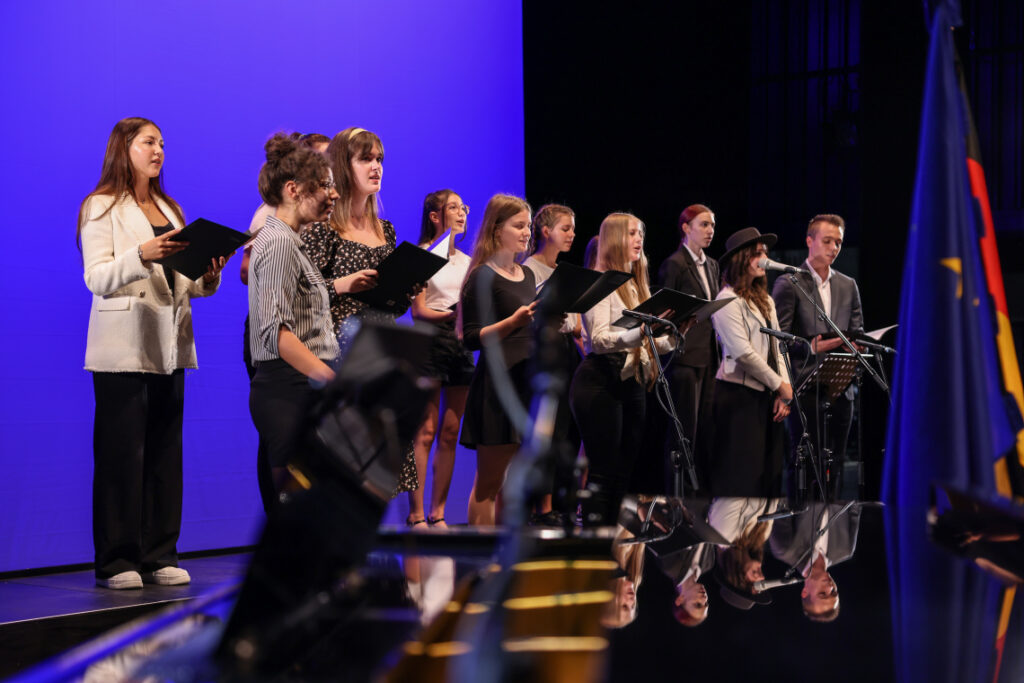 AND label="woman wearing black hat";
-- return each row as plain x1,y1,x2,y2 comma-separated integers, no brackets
709,228,792,497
